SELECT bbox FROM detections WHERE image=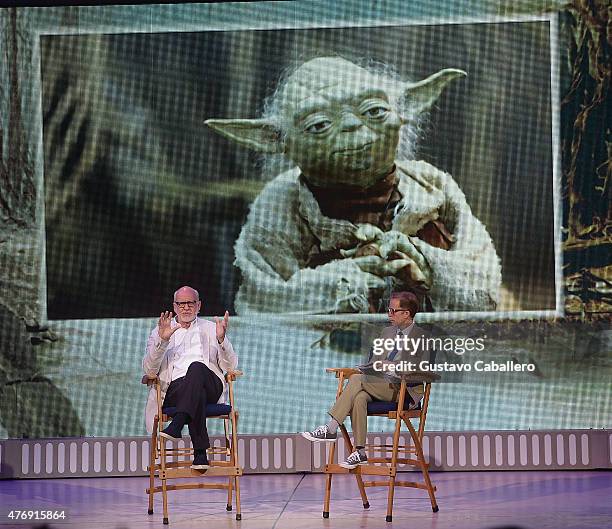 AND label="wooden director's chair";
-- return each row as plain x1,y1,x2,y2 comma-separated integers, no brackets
323,368,440,522
142,370,243,524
